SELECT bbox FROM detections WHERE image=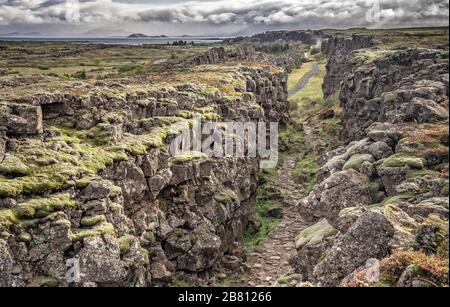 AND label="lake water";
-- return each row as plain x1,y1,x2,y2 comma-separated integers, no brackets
0,36,225,45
